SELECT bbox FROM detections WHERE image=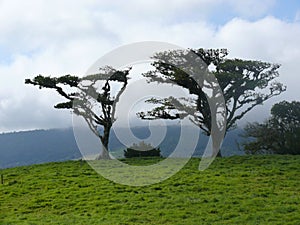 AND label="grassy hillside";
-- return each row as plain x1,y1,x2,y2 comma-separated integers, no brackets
0,155,299,224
